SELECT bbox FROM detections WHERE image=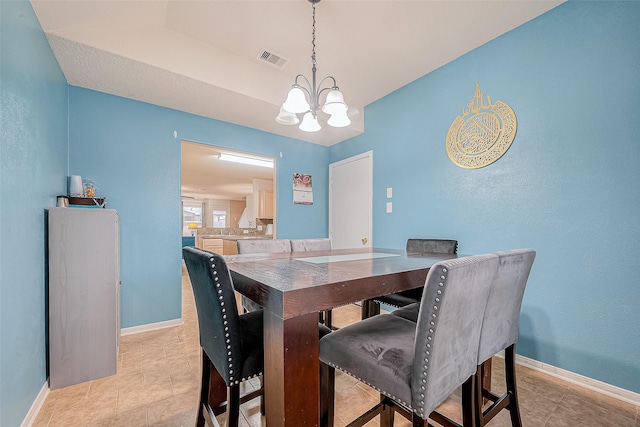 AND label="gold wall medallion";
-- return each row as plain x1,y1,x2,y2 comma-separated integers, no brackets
446,82,517,169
